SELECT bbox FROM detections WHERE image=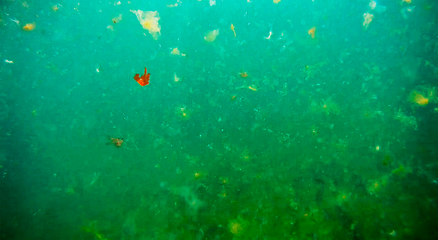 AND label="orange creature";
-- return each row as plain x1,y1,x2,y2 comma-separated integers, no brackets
239,71,248,78
308,27,316,38
363,13,374,29
134,67,151,86
52,4,60,12
230,24,236,37
409,91,429,106
107,137,124,147
22,22,36,31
